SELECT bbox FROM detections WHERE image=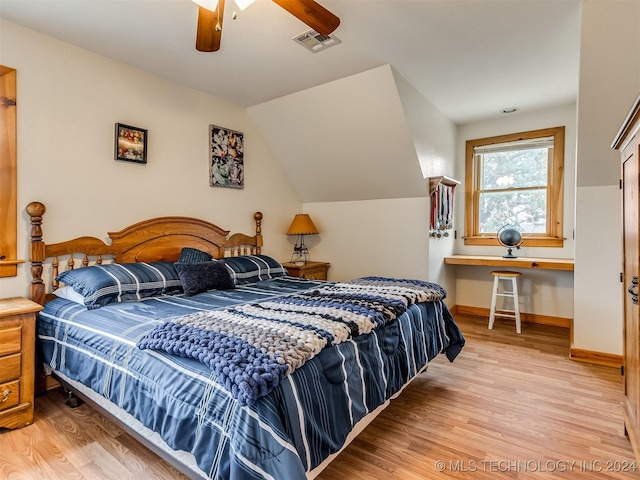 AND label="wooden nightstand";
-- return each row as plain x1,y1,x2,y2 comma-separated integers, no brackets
0,297,43,429
283,261,330,280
